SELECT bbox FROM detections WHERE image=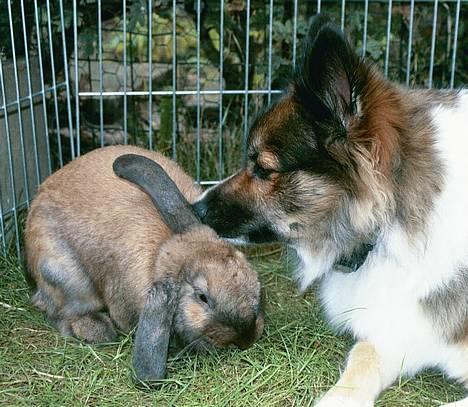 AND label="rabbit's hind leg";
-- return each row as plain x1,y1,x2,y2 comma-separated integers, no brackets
36,242,112,342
